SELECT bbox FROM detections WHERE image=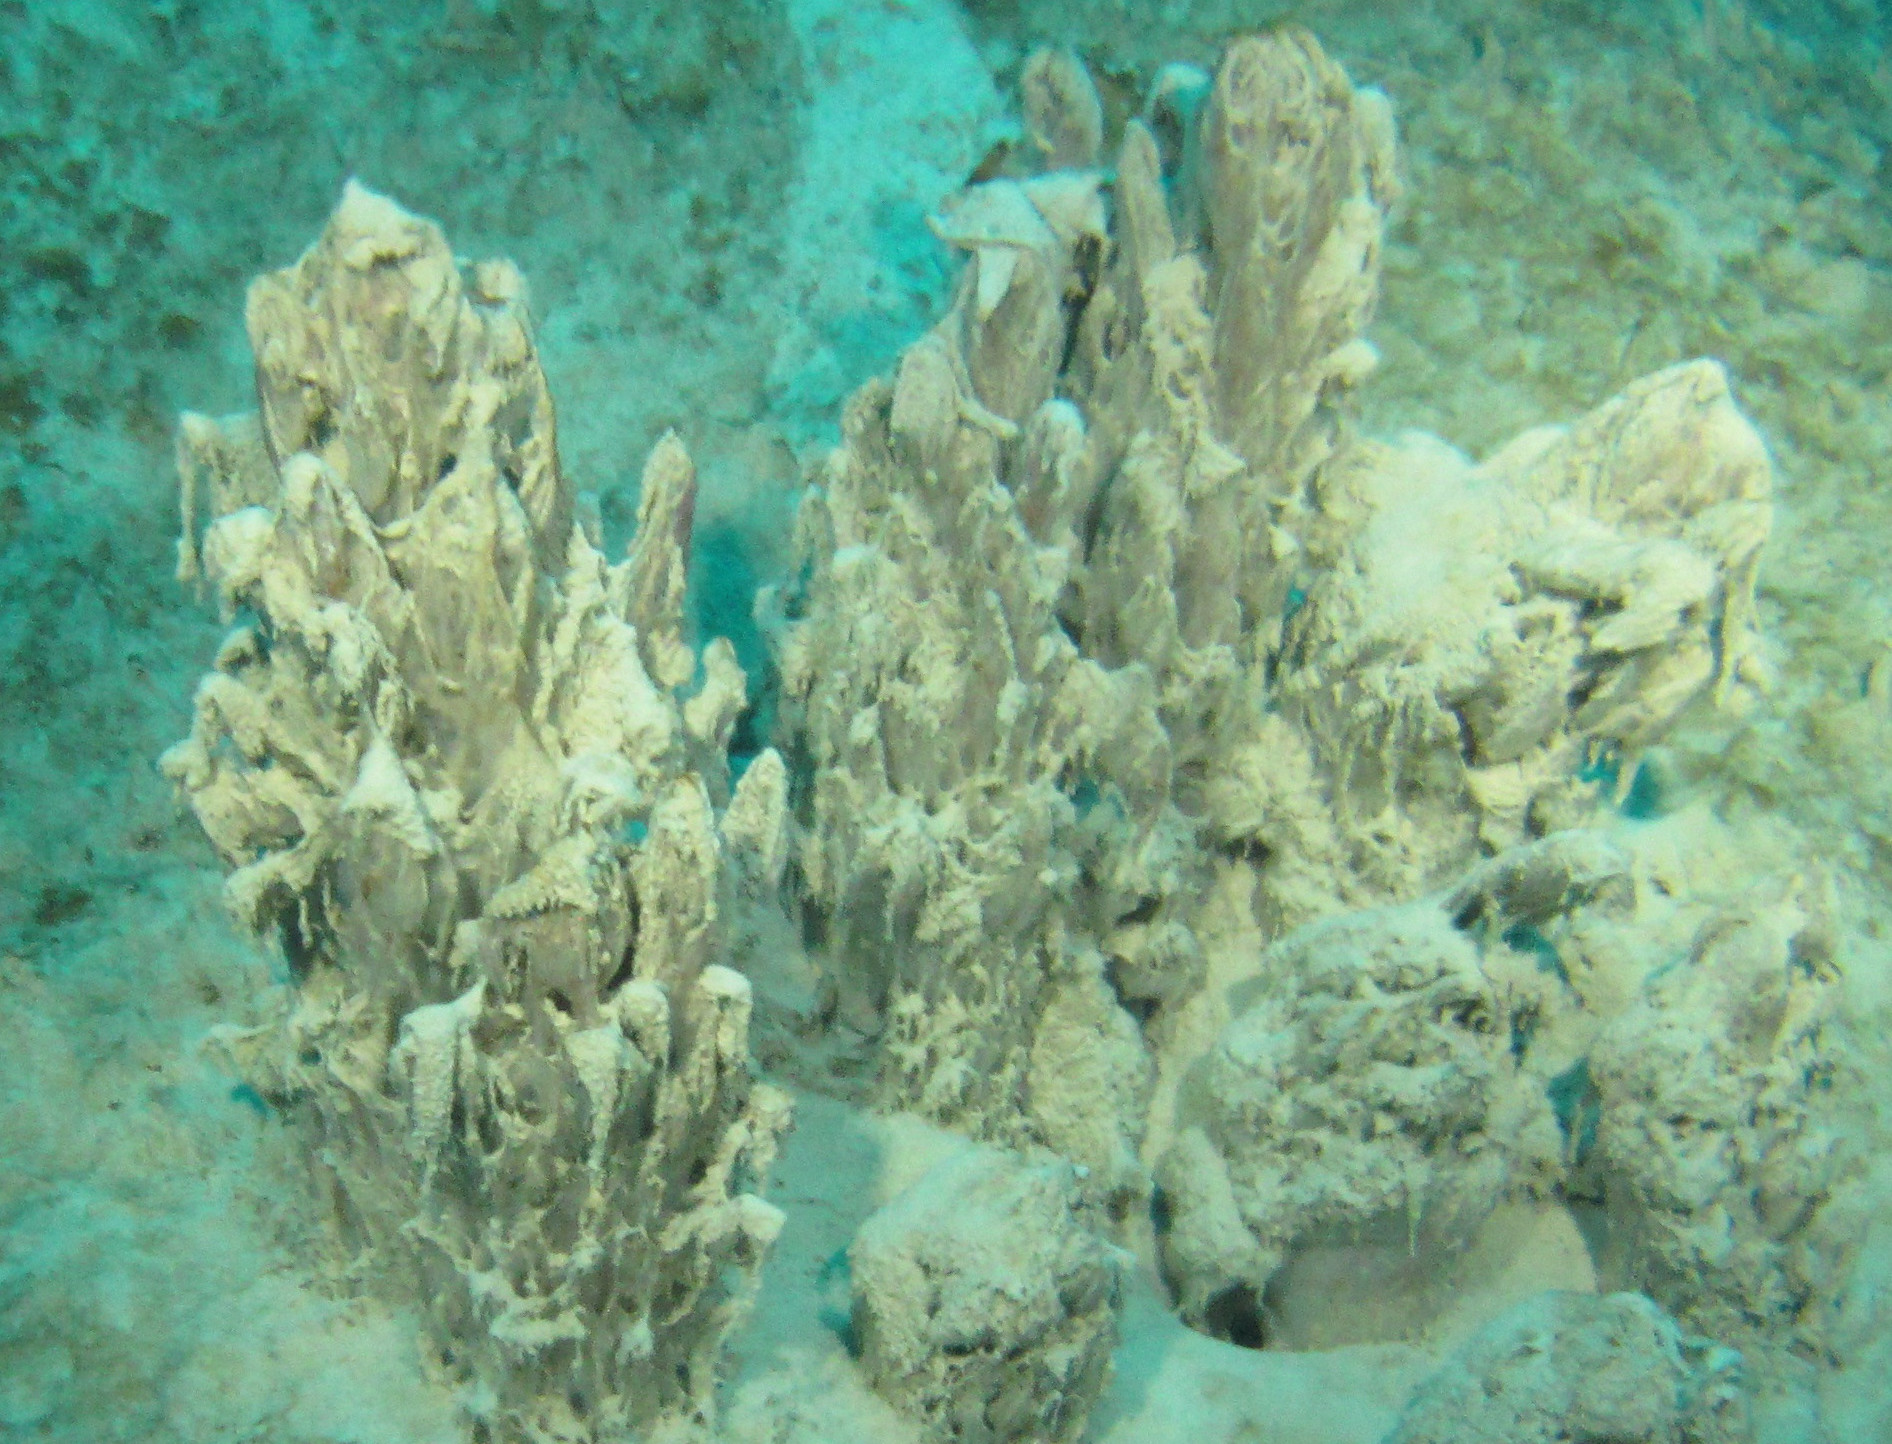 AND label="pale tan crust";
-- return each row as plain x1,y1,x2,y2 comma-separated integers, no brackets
165,182,791,1444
